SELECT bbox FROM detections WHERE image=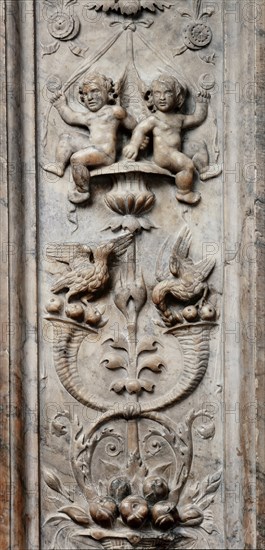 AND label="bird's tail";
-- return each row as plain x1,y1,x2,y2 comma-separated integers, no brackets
152,280,169,306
